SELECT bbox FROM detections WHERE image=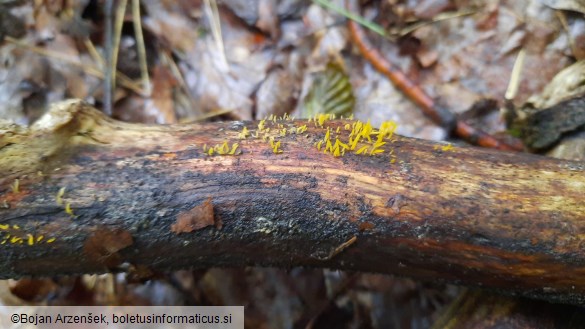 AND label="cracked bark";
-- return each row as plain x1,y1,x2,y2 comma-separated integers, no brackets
1,100,584,305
